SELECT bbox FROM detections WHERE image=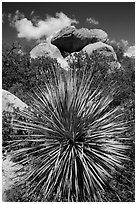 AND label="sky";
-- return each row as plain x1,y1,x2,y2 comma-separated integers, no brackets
2,2,135,55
